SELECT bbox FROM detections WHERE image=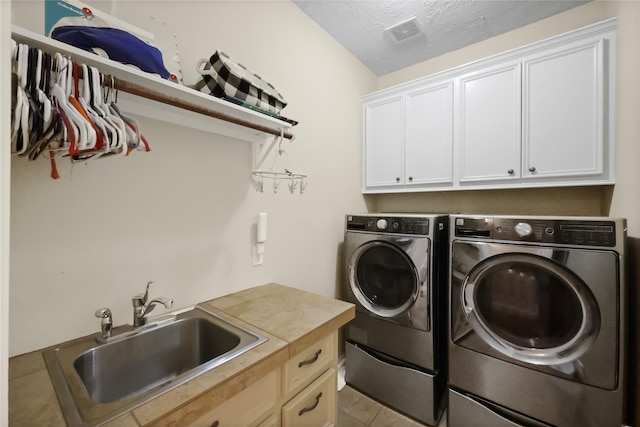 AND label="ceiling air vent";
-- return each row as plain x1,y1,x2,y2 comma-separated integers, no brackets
386,17,422,42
